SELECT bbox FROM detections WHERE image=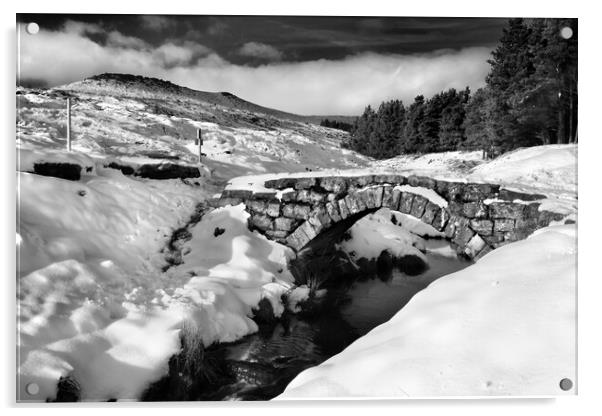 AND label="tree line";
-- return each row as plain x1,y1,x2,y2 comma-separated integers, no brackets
342,18,577,159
